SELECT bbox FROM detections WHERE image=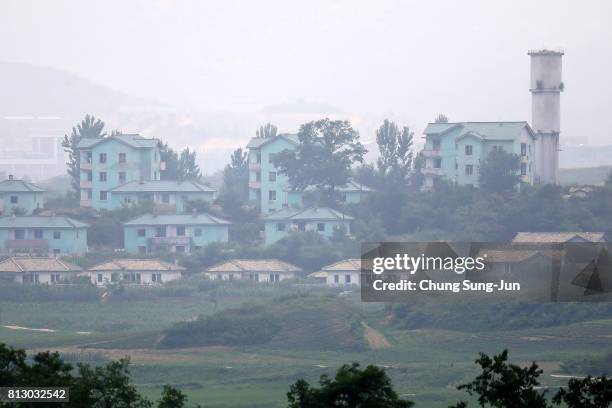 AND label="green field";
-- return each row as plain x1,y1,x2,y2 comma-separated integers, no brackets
1,283,611,408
